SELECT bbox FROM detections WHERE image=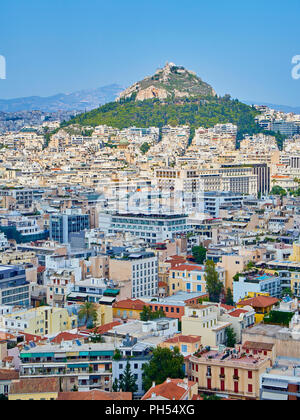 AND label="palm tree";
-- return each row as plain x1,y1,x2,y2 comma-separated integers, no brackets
78,302,98,328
